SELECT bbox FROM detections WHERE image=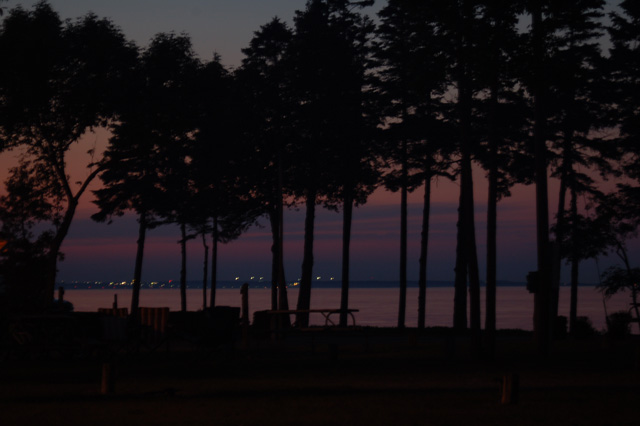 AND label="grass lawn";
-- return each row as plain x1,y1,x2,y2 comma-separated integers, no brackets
1,329,639,425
